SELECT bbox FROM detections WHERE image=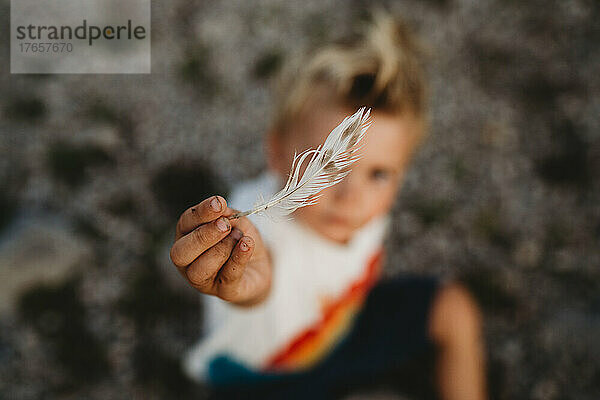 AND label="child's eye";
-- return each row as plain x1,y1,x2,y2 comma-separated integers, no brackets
370,168,392,181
